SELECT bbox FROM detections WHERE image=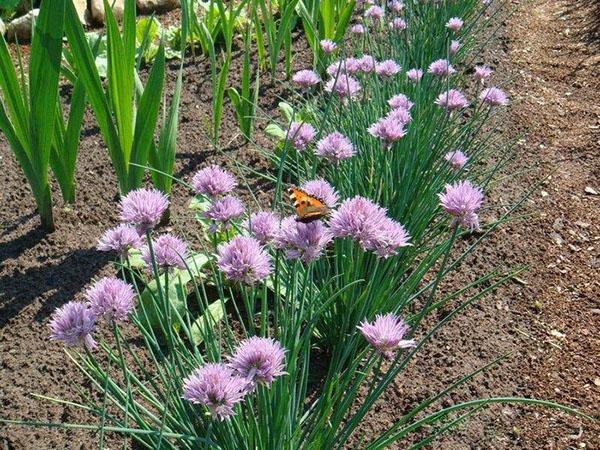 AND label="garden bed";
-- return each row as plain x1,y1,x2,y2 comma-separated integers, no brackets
0,0,598,448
